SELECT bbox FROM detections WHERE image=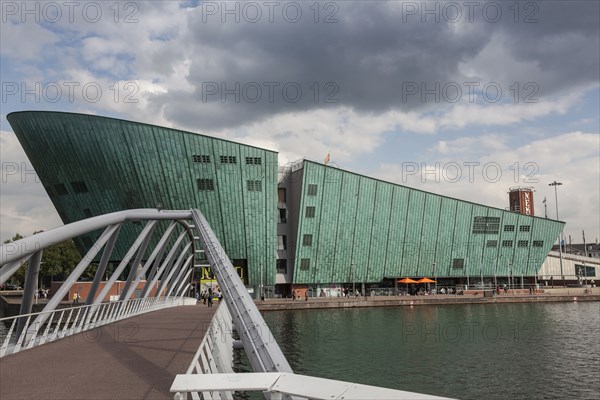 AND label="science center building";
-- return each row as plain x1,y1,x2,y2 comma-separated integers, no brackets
8,111,564,297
